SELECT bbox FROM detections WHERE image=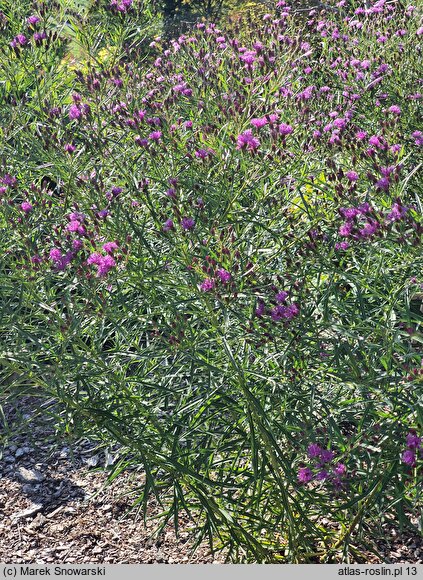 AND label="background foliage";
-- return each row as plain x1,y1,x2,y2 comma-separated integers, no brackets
0,0,422,563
